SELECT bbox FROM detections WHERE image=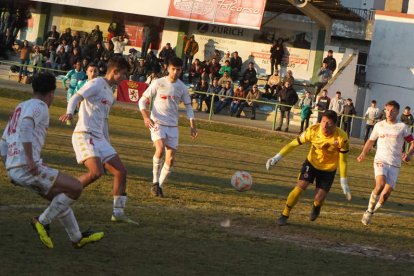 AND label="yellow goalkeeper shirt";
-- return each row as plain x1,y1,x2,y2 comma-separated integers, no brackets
298,124,349,172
